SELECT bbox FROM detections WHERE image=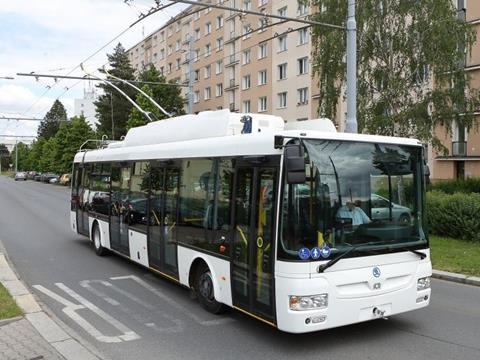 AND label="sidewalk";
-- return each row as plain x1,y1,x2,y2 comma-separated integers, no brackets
0,252,101,360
